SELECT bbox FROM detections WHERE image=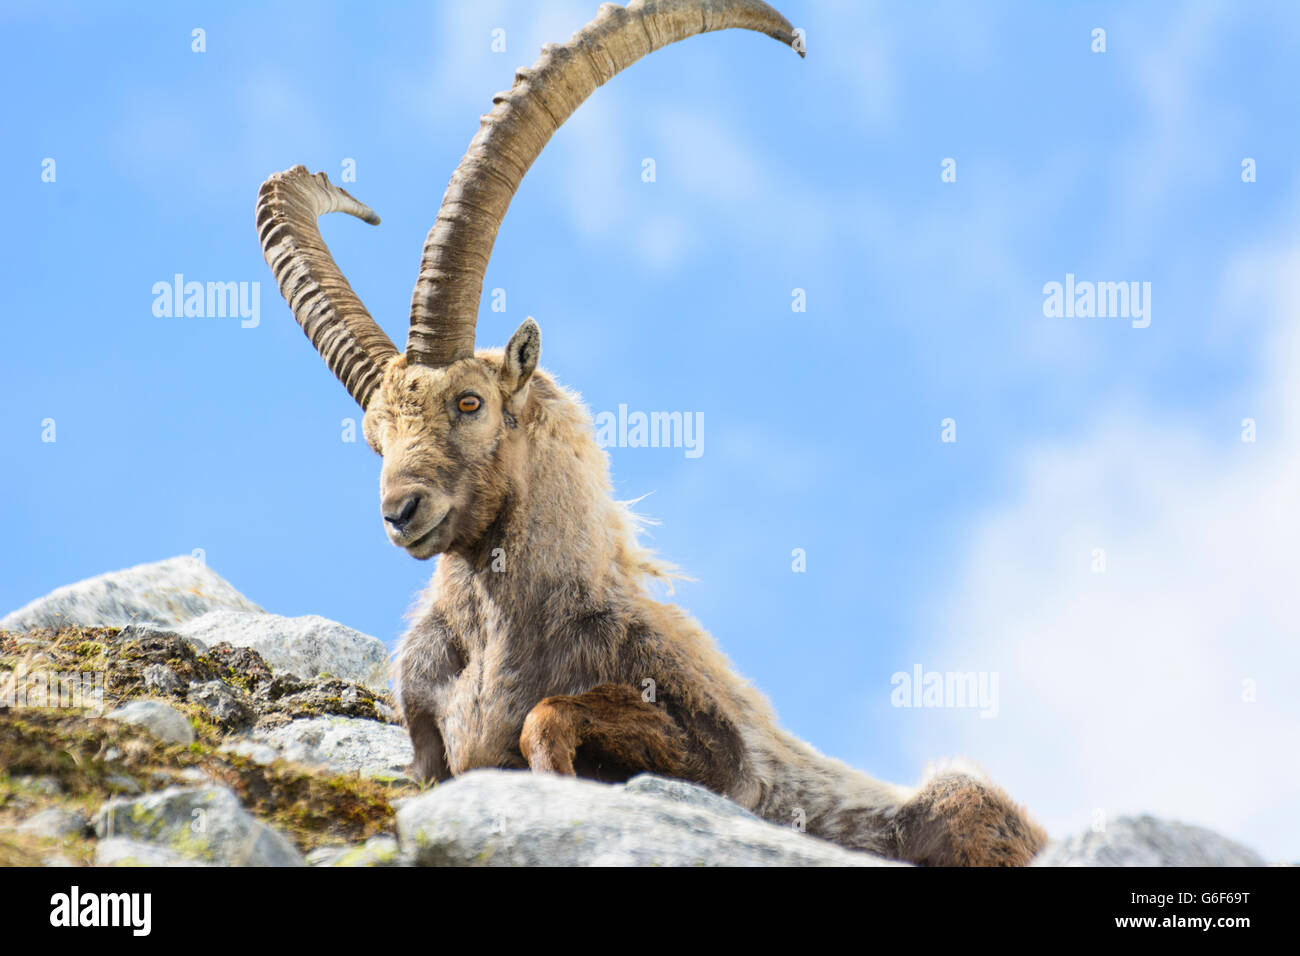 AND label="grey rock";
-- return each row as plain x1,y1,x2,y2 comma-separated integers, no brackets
223,715,412,780
96,785,305,867
221,741,282,765
106,699,195,746
397,770,900,867
119,622,207,655
187,680,253,729
143,663,183,695
220,738,279,764
307,835,404,867
17,807,87,839
623,773,760,821
104,774,142,795
249,672,391,725
0,556,262,632
95,837,212,867
1034,816,1266,867
174,610,389,692
305,844,349,866
14,775,63,797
